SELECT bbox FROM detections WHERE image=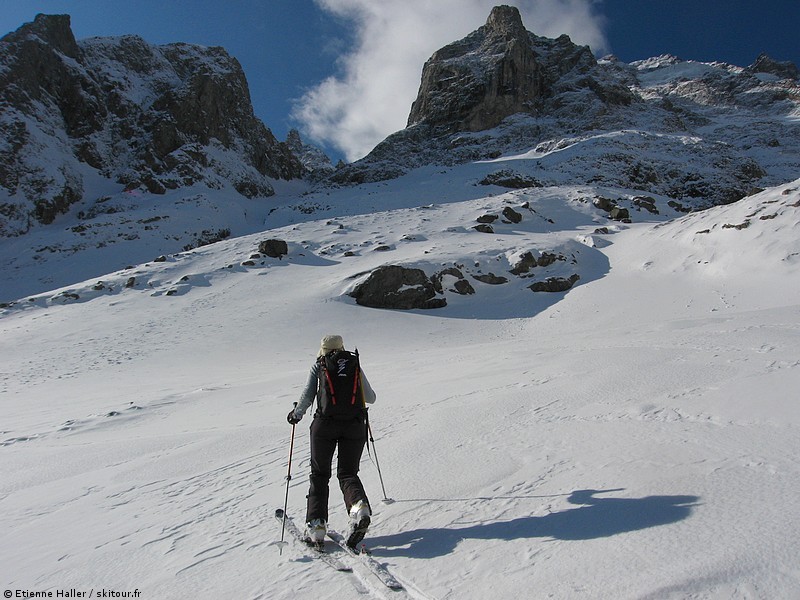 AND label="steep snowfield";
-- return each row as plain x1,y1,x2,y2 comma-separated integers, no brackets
1,170,799,599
